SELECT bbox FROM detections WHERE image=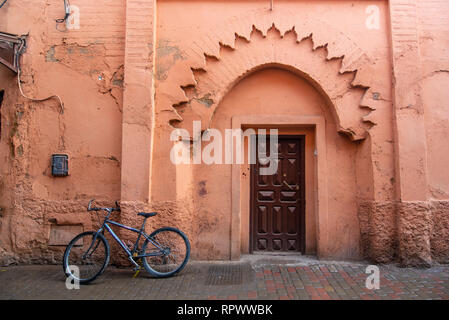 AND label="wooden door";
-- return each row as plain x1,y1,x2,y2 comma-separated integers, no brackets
250,135,305,253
